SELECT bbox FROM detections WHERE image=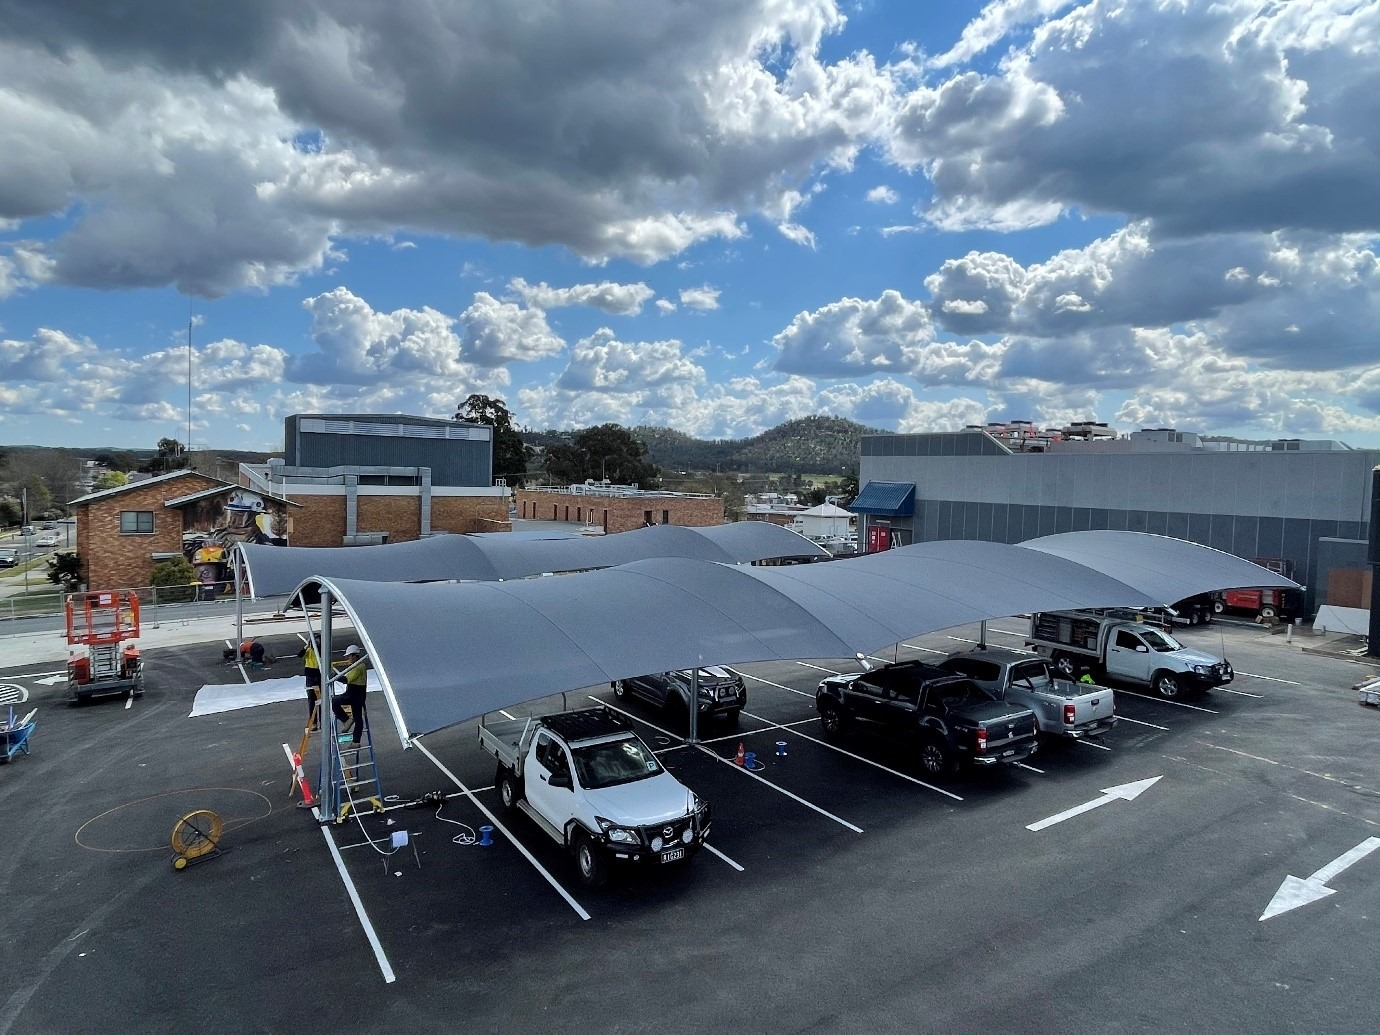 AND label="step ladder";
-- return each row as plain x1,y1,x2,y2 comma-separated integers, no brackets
327,713,384,824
